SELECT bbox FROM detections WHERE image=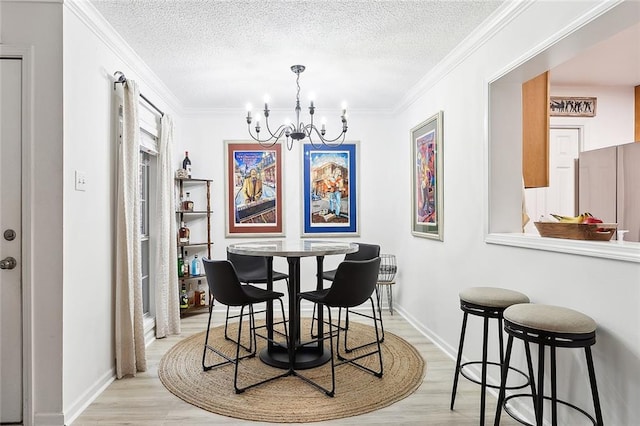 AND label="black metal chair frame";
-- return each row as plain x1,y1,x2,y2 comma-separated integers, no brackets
494,320,603,426
451,300,530,426
225,251,289,352
201,259,291,394
296,258,384,397
310,243,384,351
